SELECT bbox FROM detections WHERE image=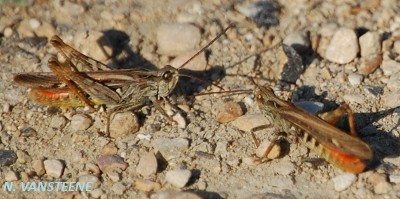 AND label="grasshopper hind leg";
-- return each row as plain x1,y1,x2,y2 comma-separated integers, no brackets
319,102,357,136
